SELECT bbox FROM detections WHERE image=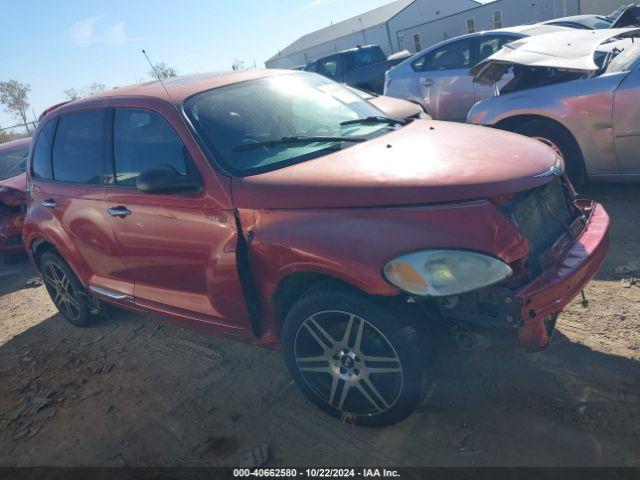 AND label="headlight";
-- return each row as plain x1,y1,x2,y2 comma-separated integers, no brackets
384,250,513,297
